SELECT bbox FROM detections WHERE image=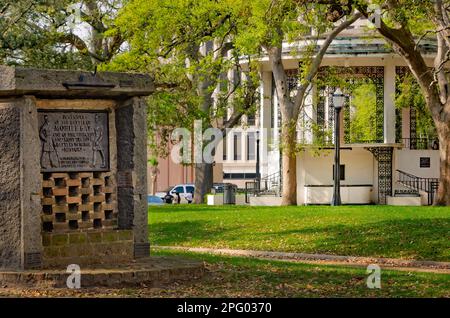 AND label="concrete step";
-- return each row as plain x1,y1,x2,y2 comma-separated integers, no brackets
394,189,420,197
0,256,204,288
387,195,422,206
